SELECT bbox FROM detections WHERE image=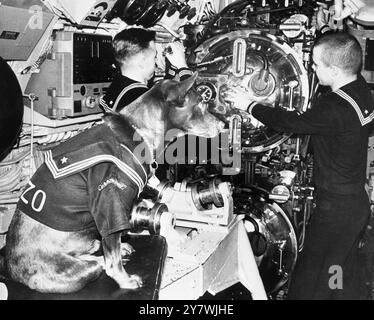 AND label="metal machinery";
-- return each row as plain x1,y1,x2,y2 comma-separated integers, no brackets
155,177,235,230
24,31,115,118
70,0,343,296
129,177,234,234
107,0,198,27
192,28,310,152
177,0,318,296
